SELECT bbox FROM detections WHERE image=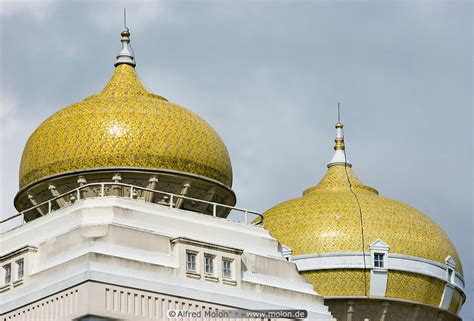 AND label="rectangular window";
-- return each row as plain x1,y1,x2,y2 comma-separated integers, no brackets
17,259,24,279
374,253,384,268
204,255,214,275
186,252,196,272
222,259,232,279
4,264,11,284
